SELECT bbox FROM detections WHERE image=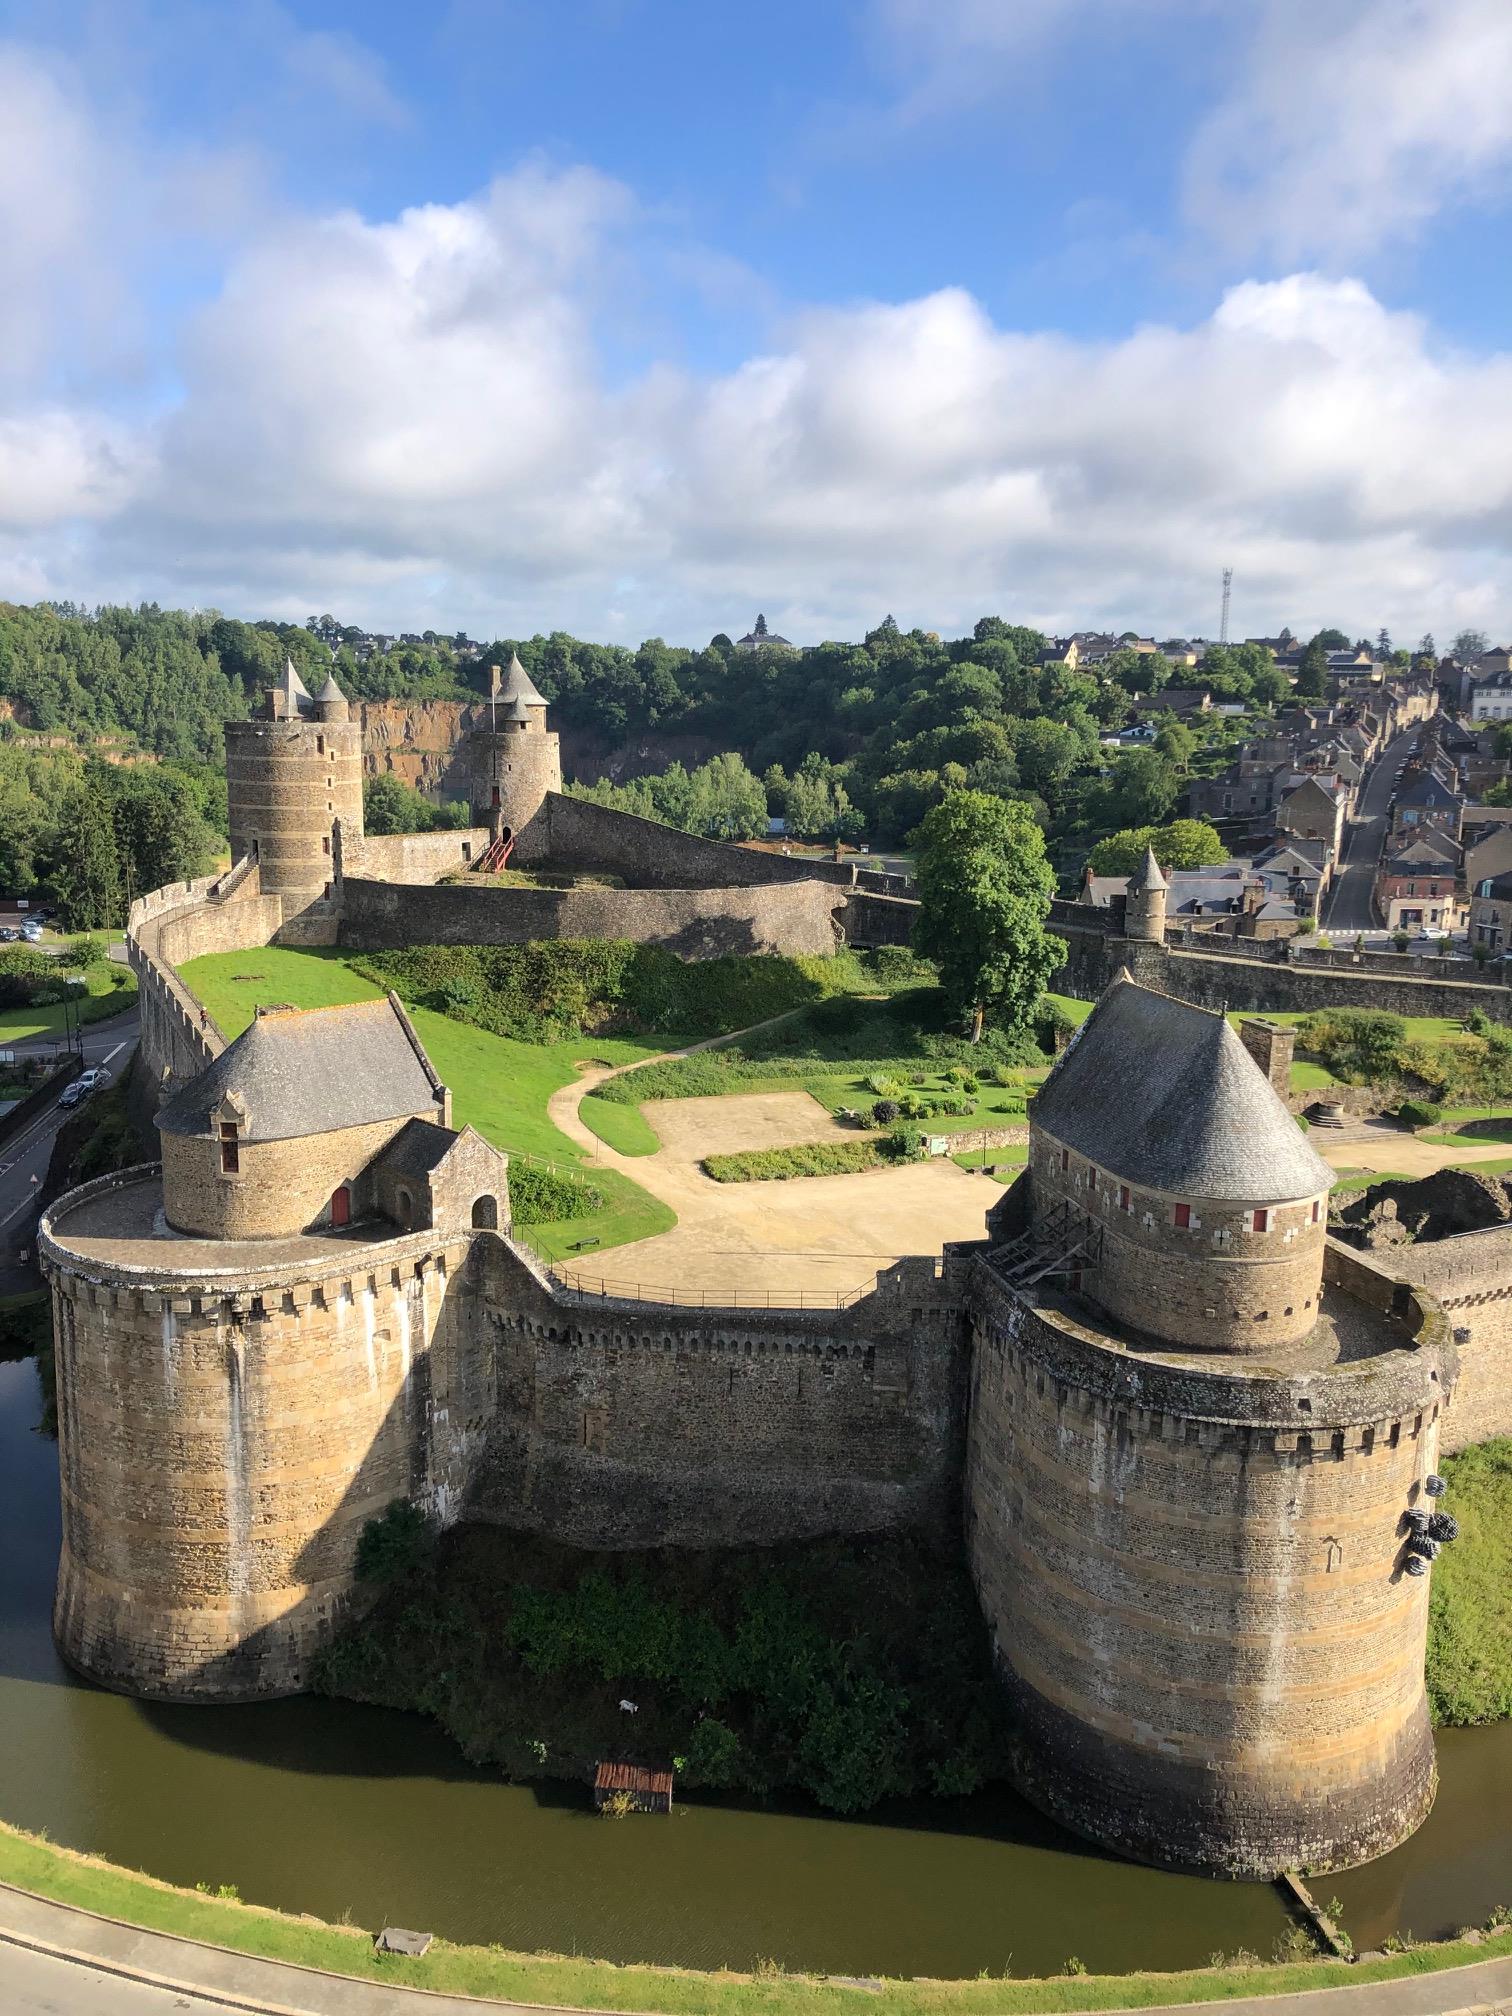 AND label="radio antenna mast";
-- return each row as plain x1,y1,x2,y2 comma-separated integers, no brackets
1219,566,1233,646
